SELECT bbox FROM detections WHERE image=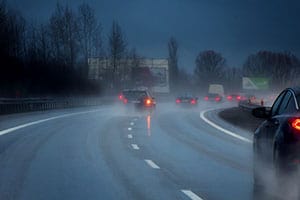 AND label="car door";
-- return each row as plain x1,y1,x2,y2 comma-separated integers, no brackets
257,91,286,159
